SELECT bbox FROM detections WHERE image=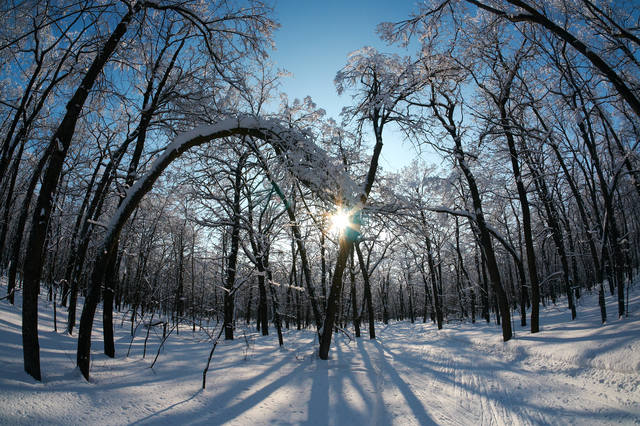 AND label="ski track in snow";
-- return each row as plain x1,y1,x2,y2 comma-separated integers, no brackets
0,279,639,426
